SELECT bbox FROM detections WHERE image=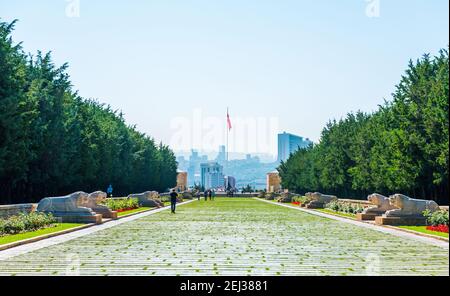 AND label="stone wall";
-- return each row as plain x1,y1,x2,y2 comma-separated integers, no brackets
0,203,37,219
